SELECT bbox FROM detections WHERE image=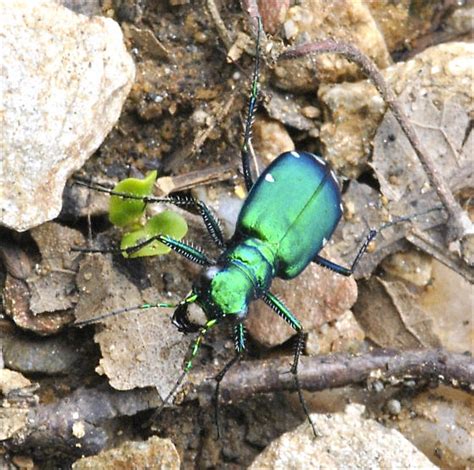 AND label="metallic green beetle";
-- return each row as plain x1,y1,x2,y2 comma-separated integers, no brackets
76,19,376,435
